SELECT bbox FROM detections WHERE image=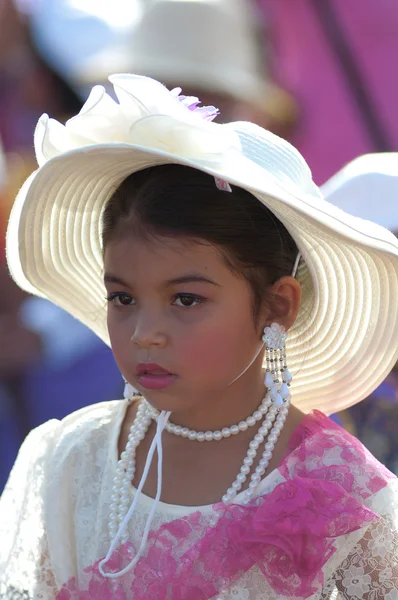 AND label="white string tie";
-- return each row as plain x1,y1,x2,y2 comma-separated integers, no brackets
99,410,171,578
